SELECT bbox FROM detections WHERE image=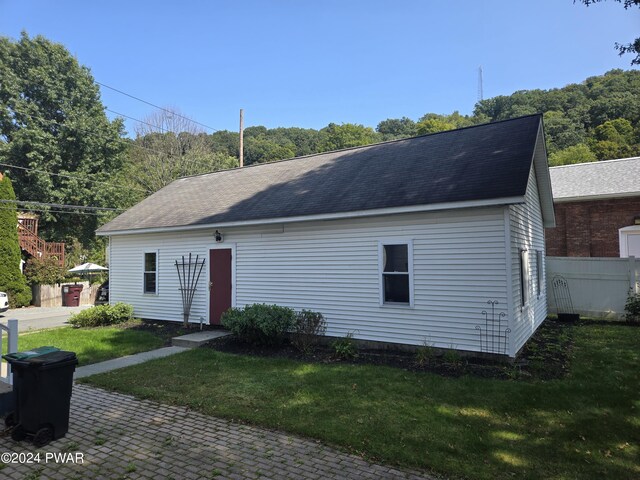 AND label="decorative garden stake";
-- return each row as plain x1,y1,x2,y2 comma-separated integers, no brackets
175,253,206,328
552,275,580,322
476,300,510,355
